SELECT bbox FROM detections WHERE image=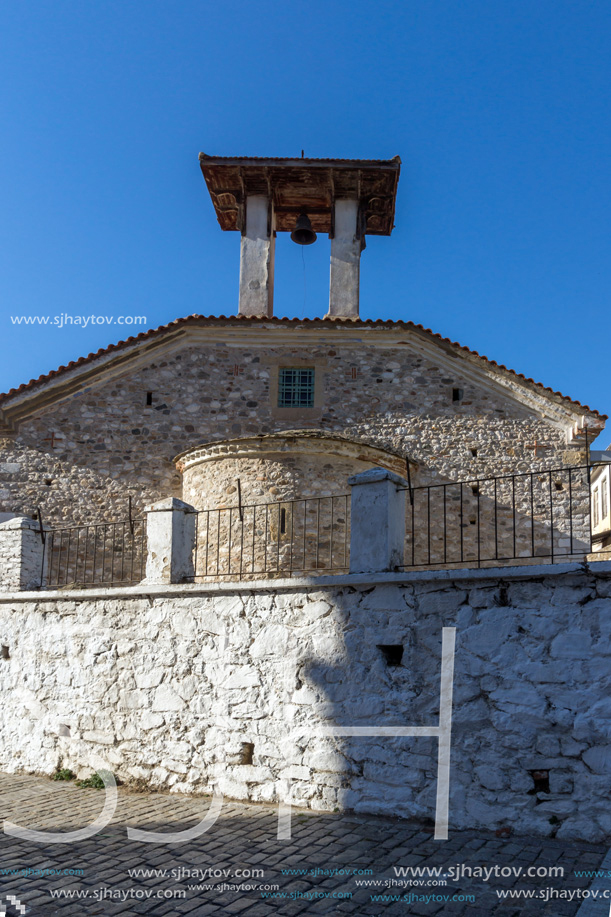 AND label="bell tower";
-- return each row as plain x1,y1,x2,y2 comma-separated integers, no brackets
199,154,401,320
